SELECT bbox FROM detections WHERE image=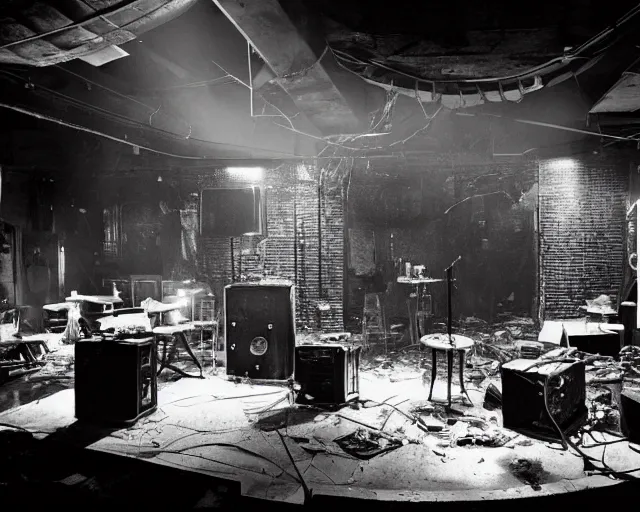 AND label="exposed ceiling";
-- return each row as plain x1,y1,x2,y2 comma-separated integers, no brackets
1,0,640,164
